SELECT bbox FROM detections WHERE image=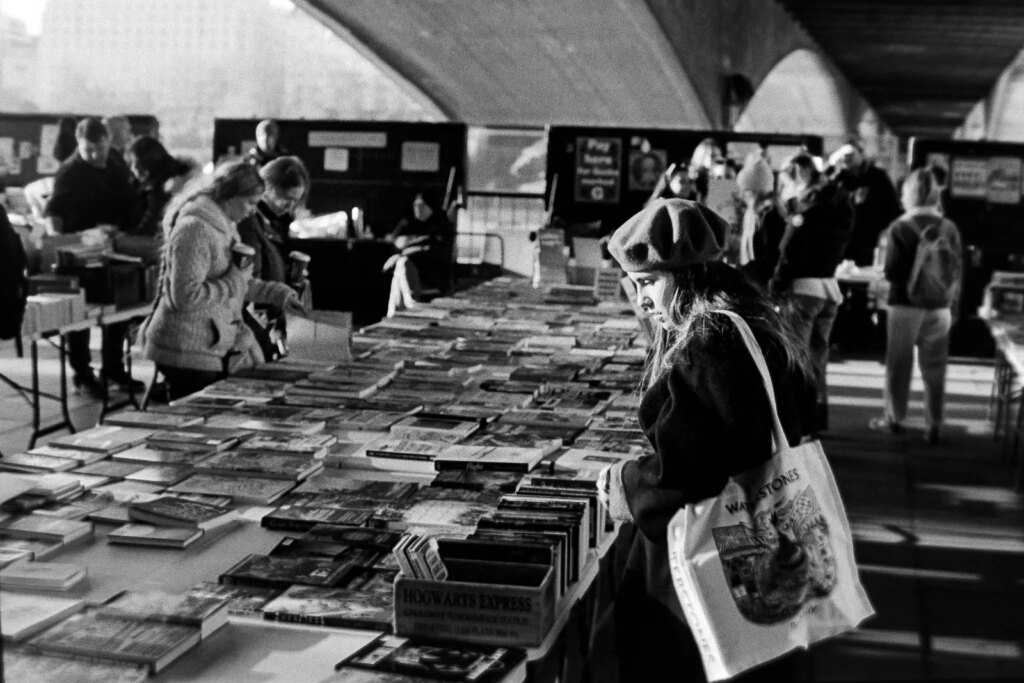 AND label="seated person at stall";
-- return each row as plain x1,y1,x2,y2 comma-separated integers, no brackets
237,156,310,360
247,119,287,168
384,189,456,313
644,162,700,207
